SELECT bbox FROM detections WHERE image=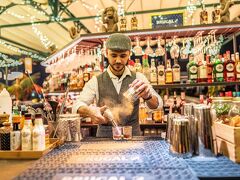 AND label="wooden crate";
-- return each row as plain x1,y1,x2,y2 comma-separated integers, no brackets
0,138,60,159
216,137,240,163
214,122,240,146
